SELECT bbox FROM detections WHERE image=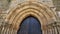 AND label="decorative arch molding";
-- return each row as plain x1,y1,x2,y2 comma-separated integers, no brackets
5,1,56,31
